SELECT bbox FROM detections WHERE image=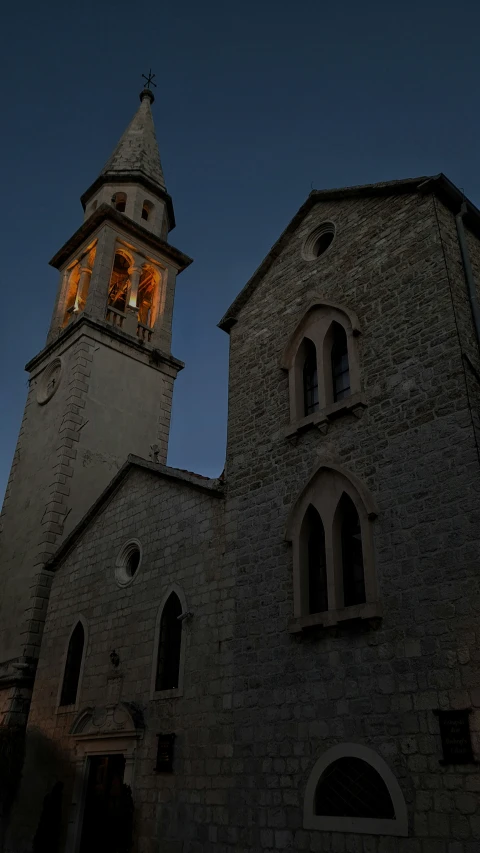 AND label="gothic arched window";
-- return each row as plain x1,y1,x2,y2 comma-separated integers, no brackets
286,464,378,630
281,299,362,429
303,339,319,416
59,621,85,706
155,593,182,691
338,493,366,607
301,505,328,614
331,322,350,402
